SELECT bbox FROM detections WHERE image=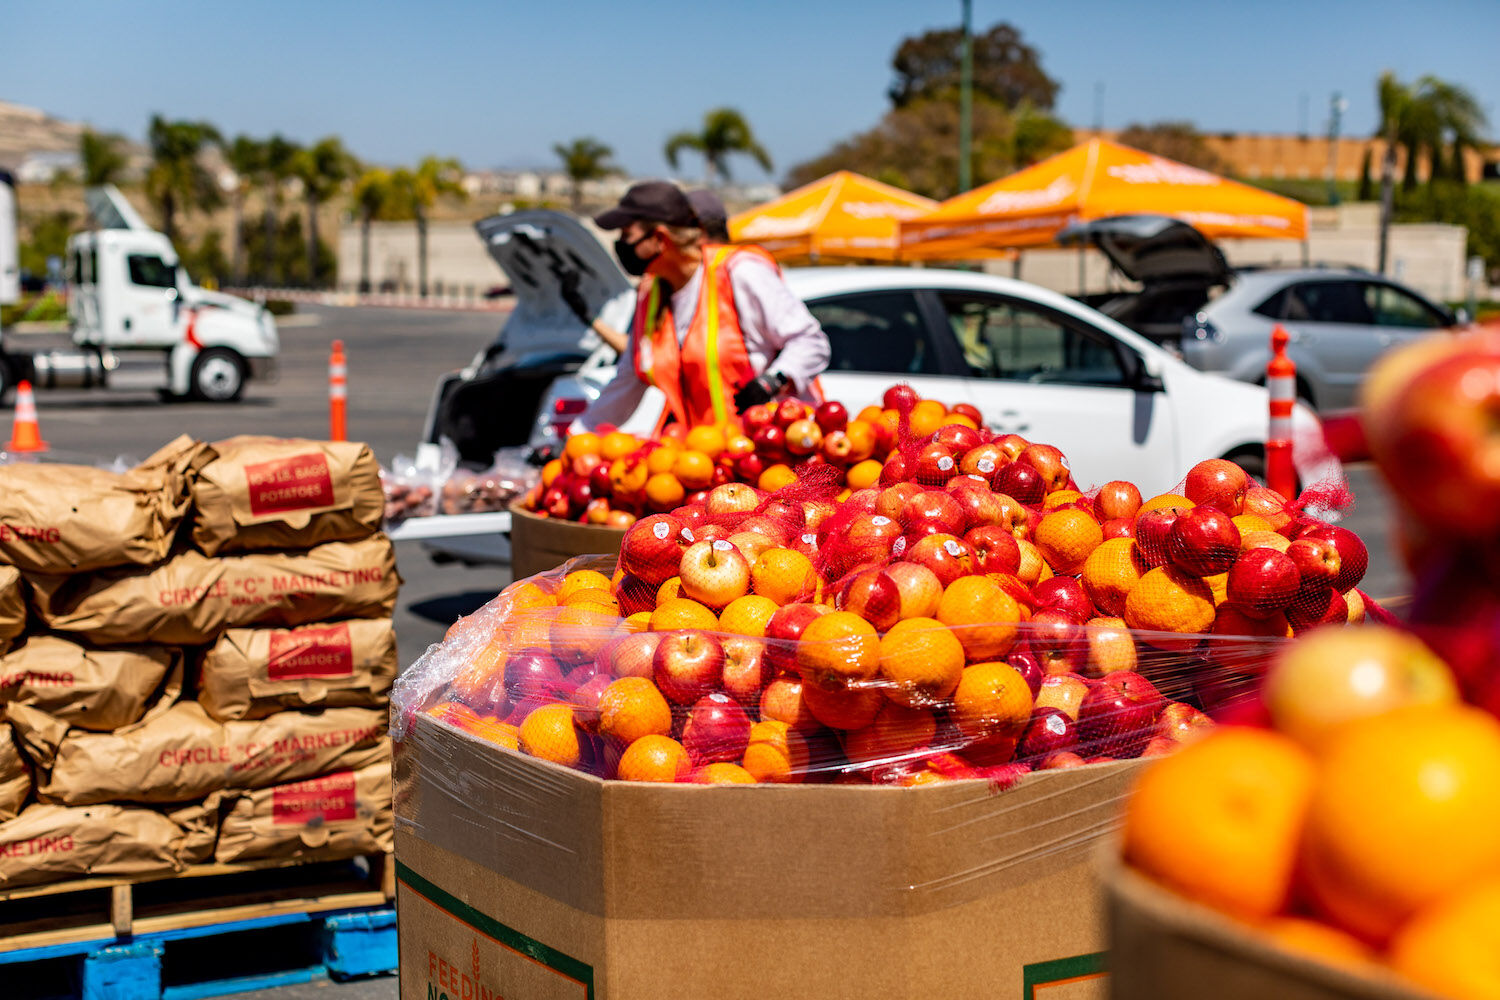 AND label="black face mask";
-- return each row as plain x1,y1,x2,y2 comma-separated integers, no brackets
614,234,658,277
